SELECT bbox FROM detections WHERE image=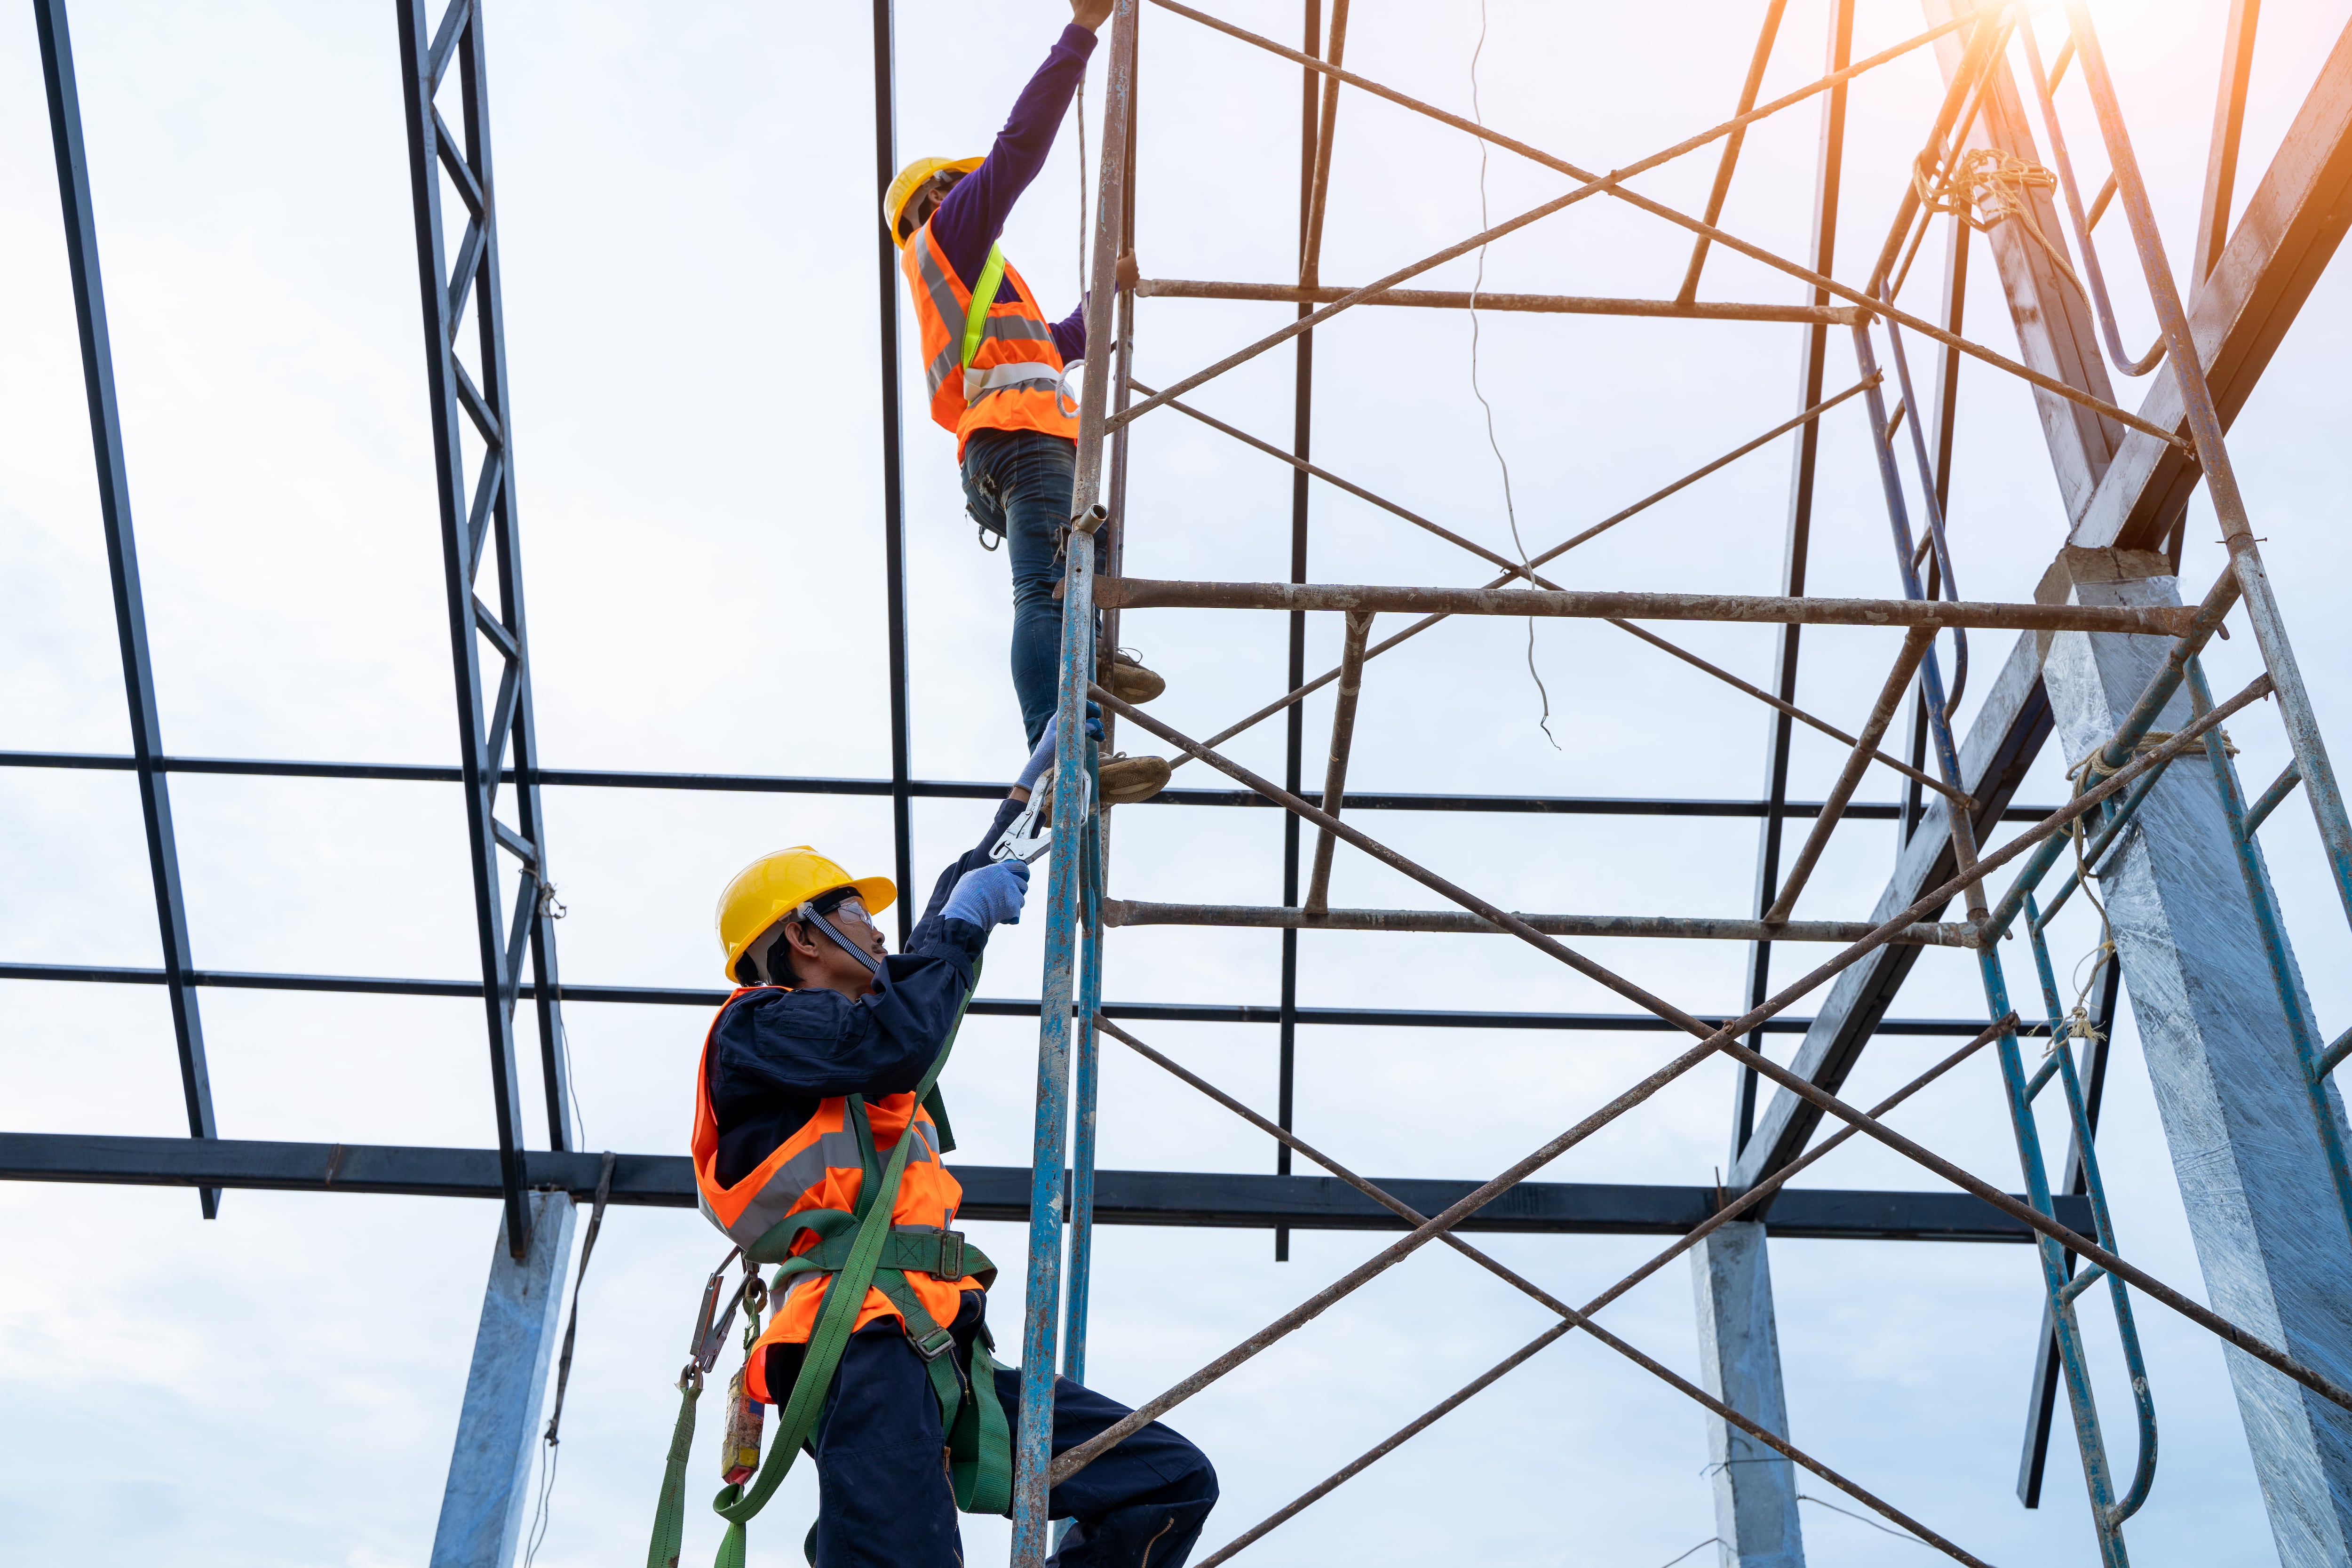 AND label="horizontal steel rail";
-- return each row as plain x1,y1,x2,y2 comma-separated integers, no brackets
1104,899,1973,946
1097,576,2198,634
0,959,1996,1034
0,749,2052,821
0,1131,2083,1241
1137,277,1861,324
